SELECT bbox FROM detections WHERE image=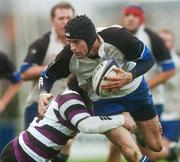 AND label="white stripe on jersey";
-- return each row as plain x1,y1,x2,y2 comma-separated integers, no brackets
27,126,62,150
138,43,146,60
96,25,123,33
38,117,75,136
71,113,90,126
19,132,47,162
60,99,85,120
